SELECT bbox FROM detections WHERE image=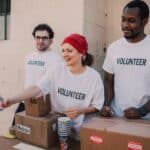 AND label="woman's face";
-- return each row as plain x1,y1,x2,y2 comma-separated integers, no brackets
61,43,83,67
